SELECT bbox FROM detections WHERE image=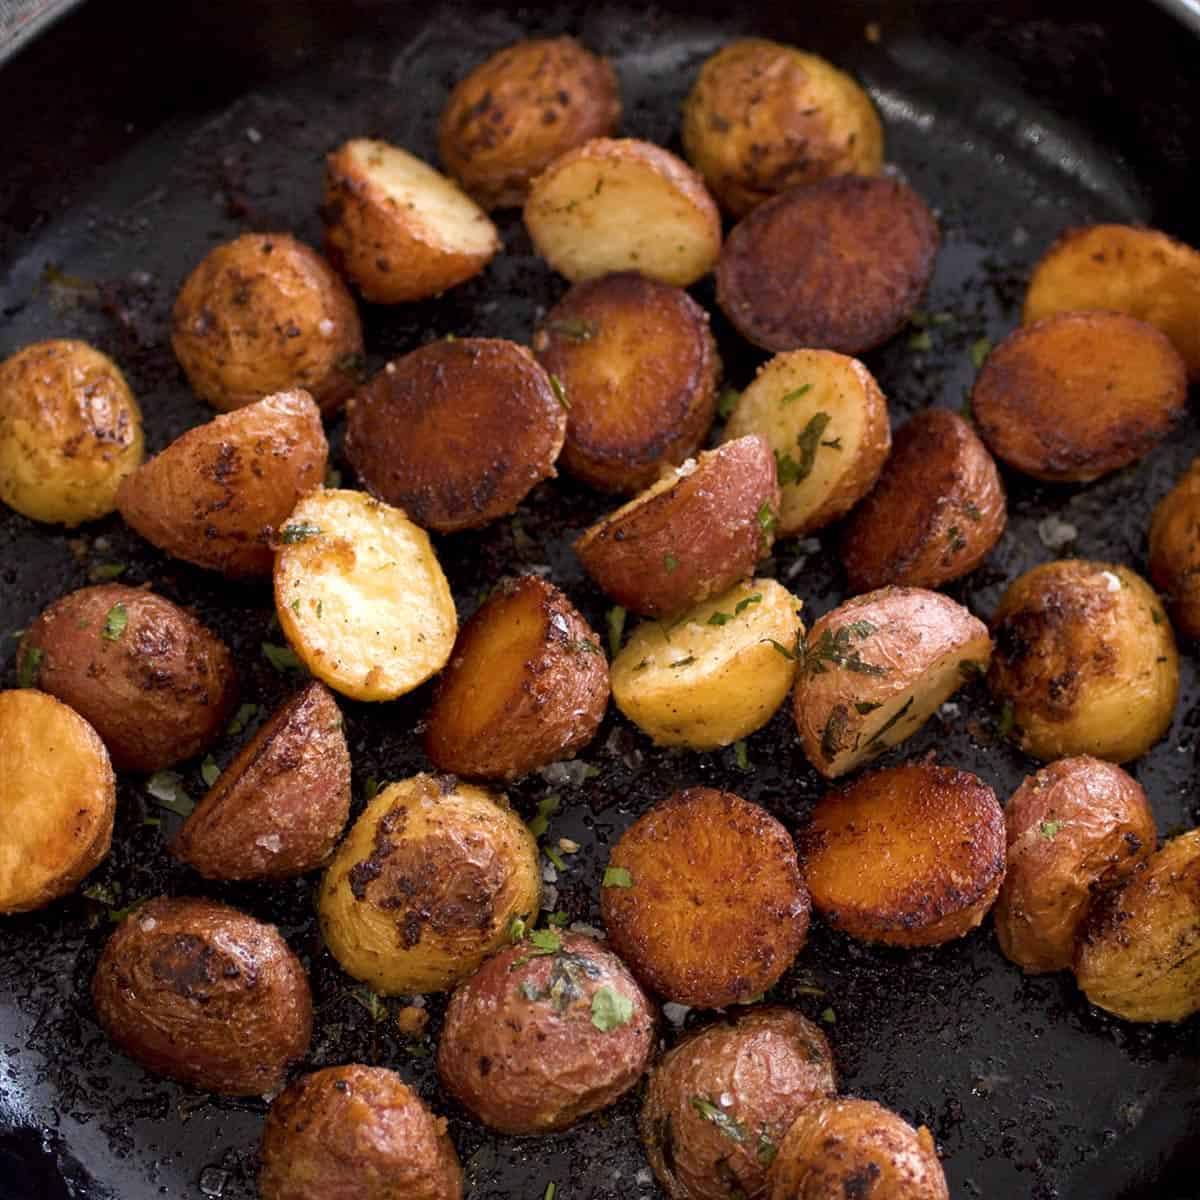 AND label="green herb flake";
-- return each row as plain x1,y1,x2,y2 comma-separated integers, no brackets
946,525,967,554
528,929,562,956
200,755,220,788
606,605,626,658
591,985,634,1032
774,450,802,487
1039,819,1063,840
734,593,763,615
707,610,733,626
763,638,797,662
908,329,933,353
997,700,1015,739
226,702,259,736
961,395,975,424
107,899,147,924
820,704,850,762
958,660,986,683
280,521,321,544
145,771,194,817
549,373,571,410
756,1133,778,1167
733,740,752,773
509,915,528,942
664,553,679,574
820,1007,837,1025
290,597,301,615
351,987,388,1022
101,603,128,642
546,911,570,927
865,695,916,752
546,317,598,341
527,794,561,840
756,501,778,540
780,383,814,405
16,645,43,689
544,844,567,871
262,642,304,672
566,637,603,656
364,777,380,802
798,620,886,679
970,337,993,368
88,562,126,582
603,866,634,889
962,501,983,523
543,1184,557,1200
669,656,696,669
784,411,835,487
689,1096,748,1144
717,387,741,419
